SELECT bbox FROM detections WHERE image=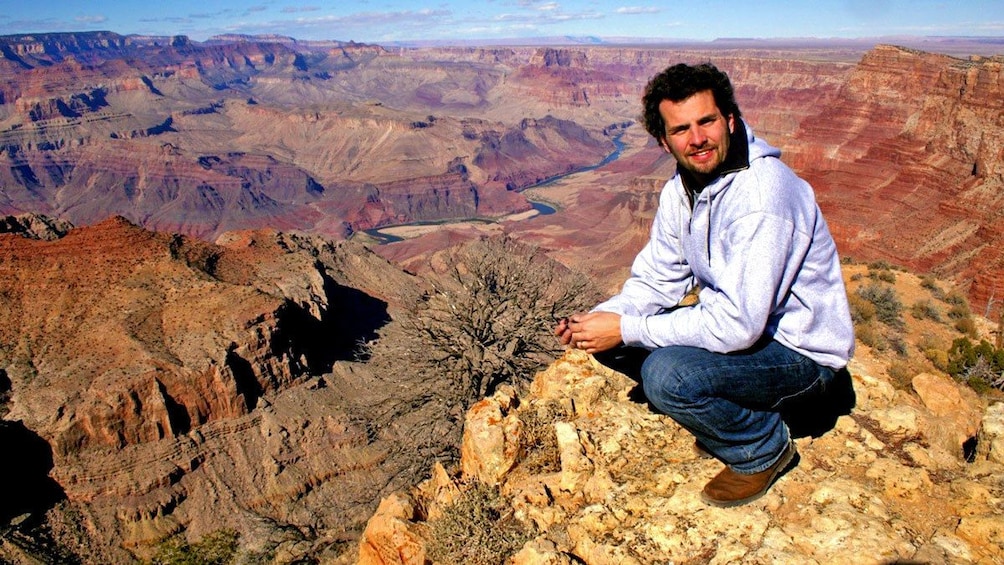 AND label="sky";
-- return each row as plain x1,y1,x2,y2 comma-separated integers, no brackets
1,0,1003,44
